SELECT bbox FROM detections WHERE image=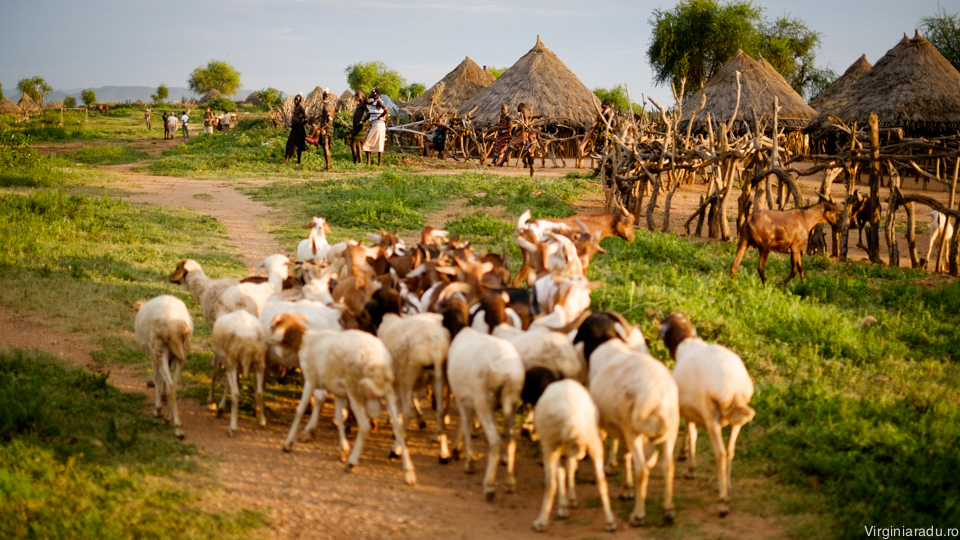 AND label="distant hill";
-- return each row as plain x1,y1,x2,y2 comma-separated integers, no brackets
46,86,256,103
